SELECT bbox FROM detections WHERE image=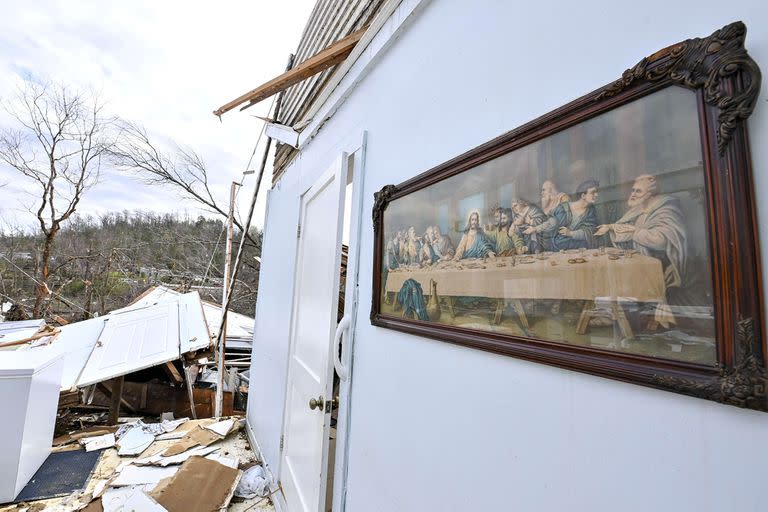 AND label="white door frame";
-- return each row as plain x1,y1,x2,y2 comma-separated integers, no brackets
330,132,367,512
